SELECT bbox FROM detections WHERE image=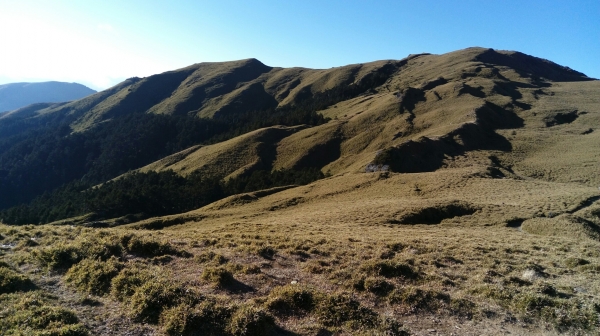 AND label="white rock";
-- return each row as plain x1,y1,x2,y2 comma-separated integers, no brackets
522,269,540,281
